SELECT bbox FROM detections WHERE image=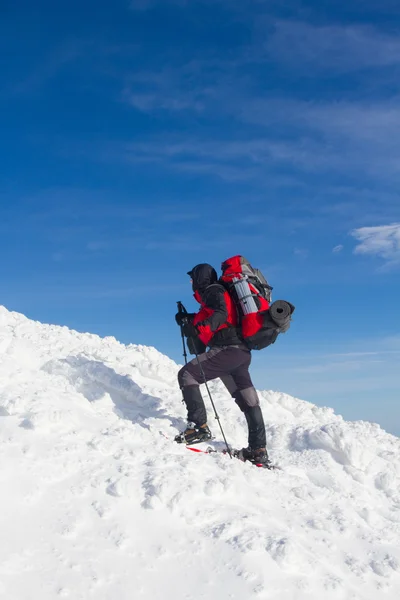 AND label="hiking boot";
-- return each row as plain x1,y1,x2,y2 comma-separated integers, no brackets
174,422,212,445
236,447,272,469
